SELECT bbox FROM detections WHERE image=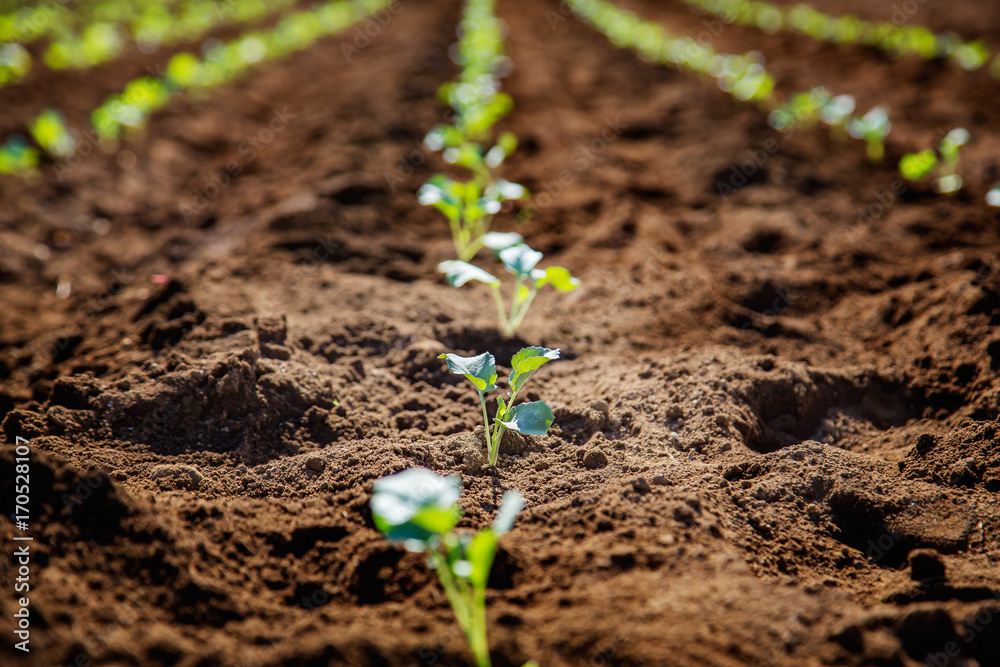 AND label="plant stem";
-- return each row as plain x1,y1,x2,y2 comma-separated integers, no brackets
490,284,510,333
867,140,883,163
449,214,465,259
477,390,492,458
505,288,537,336
429,551,490,667
489,385,520,466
